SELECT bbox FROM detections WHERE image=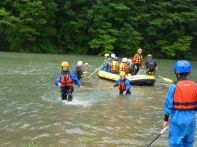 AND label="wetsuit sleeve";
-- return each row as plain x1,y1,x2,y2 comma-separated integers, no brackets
125,80,131,91
113,79,120,87
164,84,176,120
55,72,61,86
70,72,81,86
195,84,197,112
